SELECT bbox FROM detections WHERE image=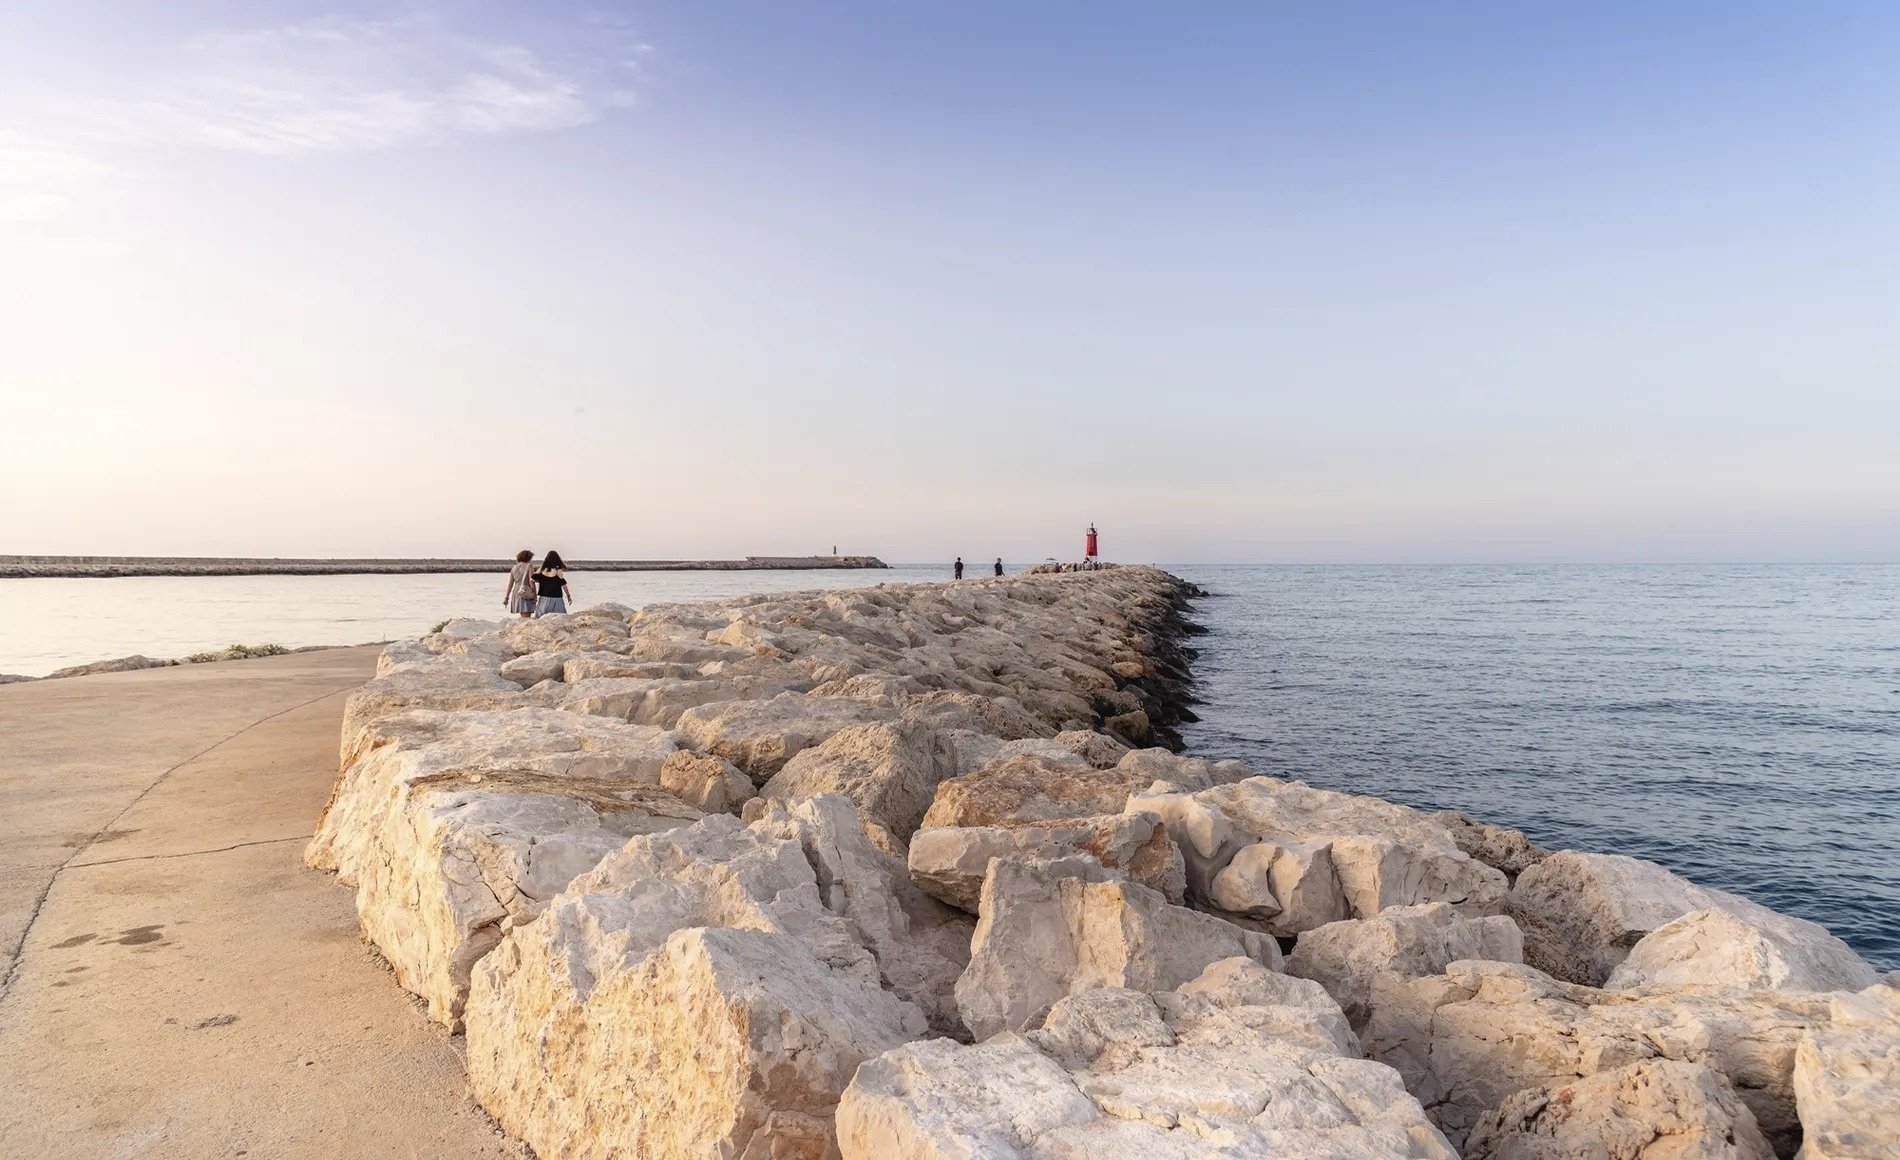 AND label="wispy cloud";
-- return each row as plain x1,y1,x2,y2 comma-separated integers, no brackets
0,11,648,241
83,15,645,155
